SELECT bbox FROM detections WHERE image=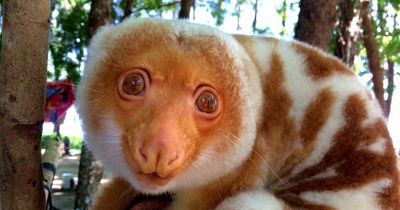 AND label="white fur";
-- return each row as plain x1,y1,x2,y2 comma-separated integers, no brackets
237,36,275,75
291,74,377,176
274,41,387,178
307,166,337,181
300,178,392,210
171,34,263,192
276,41,318,132
361,137,387,155
83,118,132,180
84,116,174,194
360,91,384,128
215,190,285,210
